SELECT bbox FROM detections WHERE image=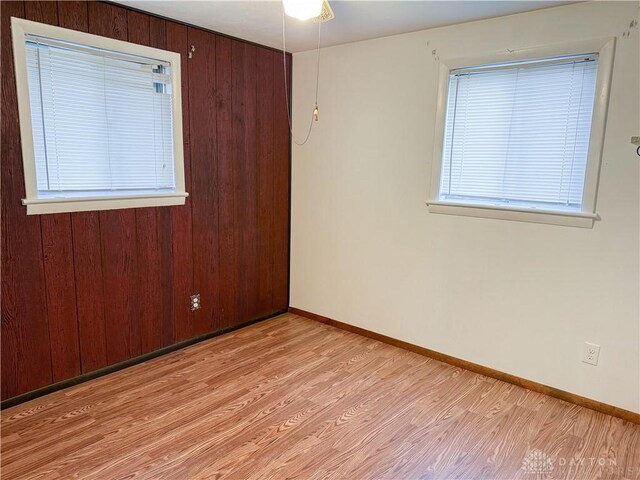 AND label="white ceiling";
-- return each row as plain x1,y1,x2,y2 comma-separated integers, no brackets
113,1,576,53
